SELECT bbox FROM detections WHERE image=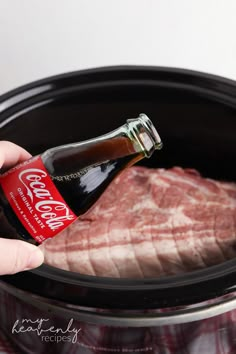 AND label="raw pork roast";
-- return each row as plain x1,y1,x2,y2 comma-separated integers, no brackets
40,167,236,278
